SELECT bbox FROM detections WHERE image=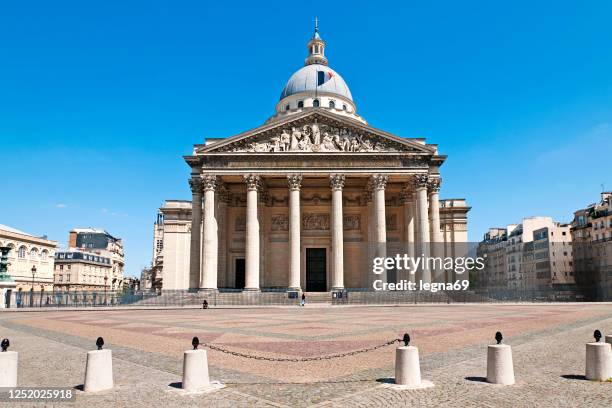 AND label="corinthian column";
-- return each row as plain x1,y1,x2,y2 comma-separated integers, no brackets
372,174,388,283
414,174,431,284
428,178,443,283
330,174,346,290
401,186,415,283
287,174,302,291
189,177,202,290
200,175,218,290
244,174,260,291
